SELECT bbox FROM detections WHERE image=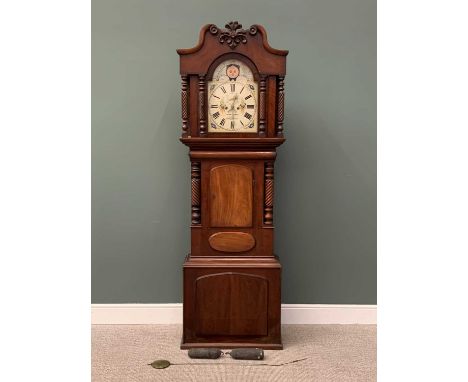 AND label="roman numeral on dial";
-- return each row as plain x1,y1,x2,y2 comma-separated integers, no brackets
230,84,235,92
244,95,252,100
213,112,220,119
221,86,226,93
247,105,254,109
244,113,252,120
220,119,225,126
